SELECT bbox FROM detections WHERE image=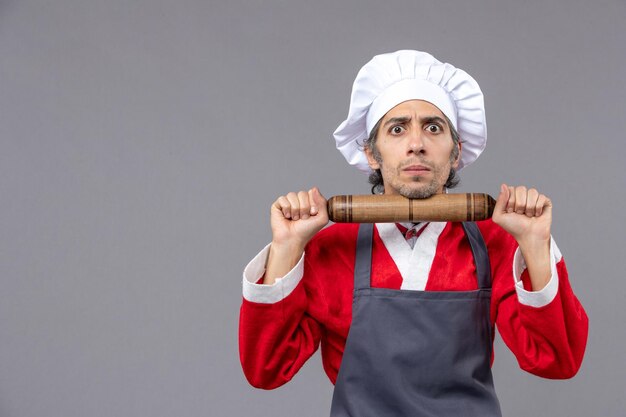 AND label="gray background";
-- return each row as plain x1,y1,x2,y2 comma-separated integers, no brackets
0,0,624,416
